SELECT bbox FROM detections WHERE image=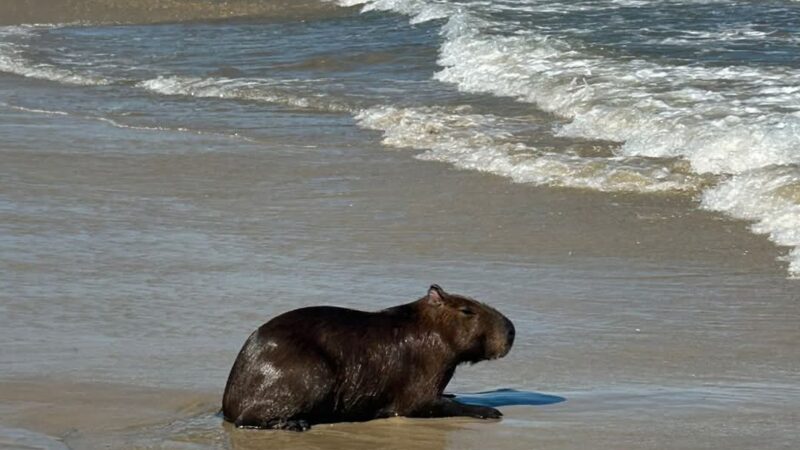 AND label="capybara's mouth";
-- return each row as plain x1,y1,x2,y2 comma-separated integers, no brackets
489,329,514,359
495,343,513,359
489,346,511,360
